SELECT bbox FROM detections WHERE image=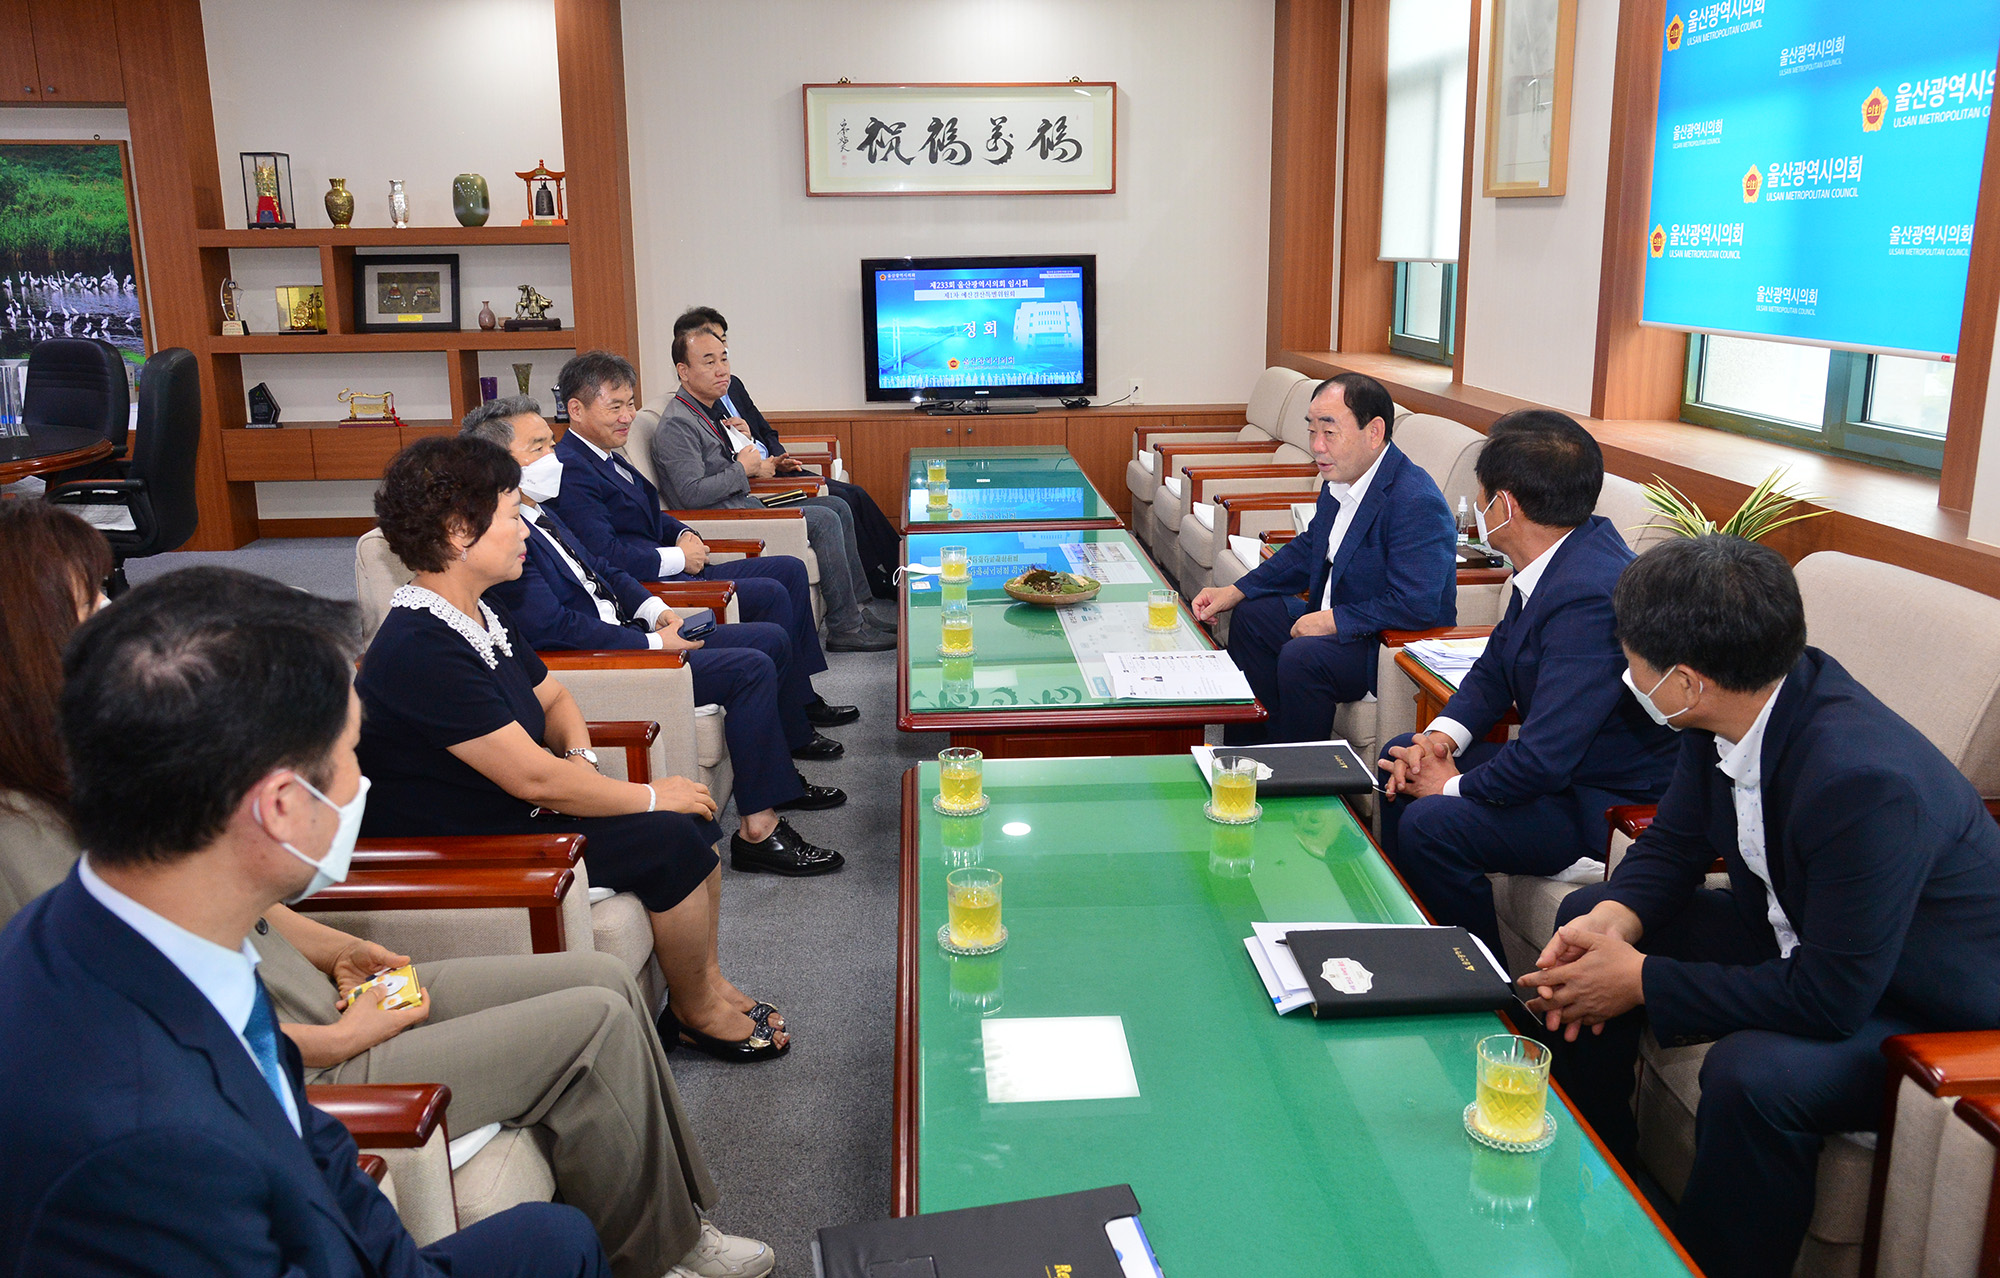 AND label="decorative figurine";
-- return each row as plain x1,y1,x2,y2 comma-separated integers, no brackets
240,152,295,229
275,283,327,335
452,173,491,227
515,160,567,226
501,283,562,331
550,384,569,424
476,300,497,330
511,364,533,399
338,388,403,427
324,178,354,228
388,179,409,229
219,278,247,336
247,382,281,427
